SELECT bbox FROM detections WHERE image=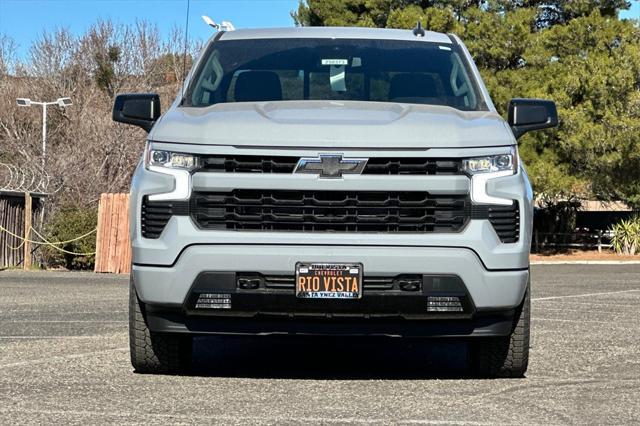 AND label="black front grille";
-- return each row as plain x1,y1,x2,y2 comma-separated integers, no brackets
200,155,462,175
202,156,299,173
364,158,460,175
141,197,189,239
191,190,470,233
141,193,519,242
488,203,520,243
